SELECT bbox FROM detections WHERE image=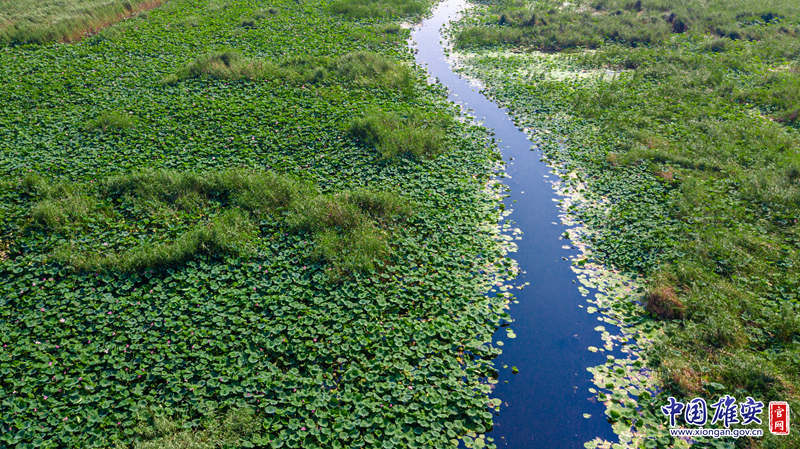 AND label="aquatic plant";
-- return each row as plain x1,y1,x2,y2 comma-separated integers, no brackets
0,0,510,447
